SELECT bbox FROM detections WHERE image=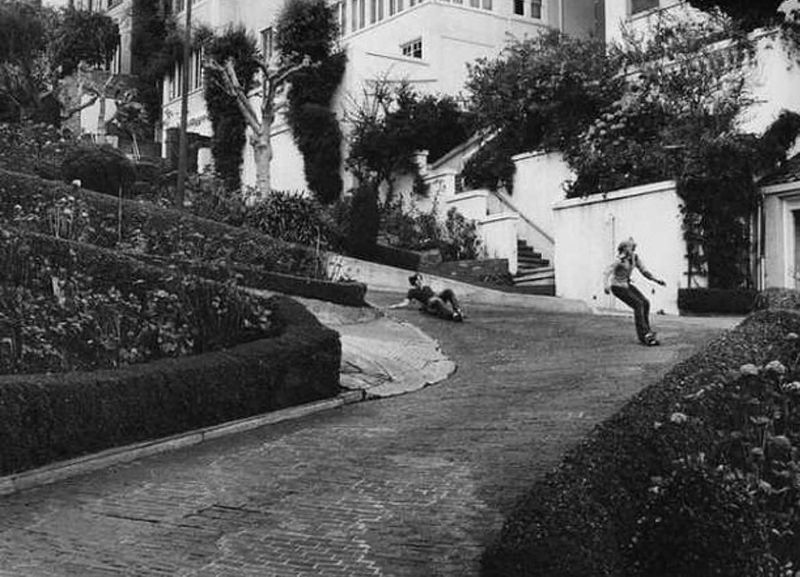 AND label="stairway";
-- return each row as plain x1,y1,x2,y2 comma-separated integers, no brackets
513,239,555,294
